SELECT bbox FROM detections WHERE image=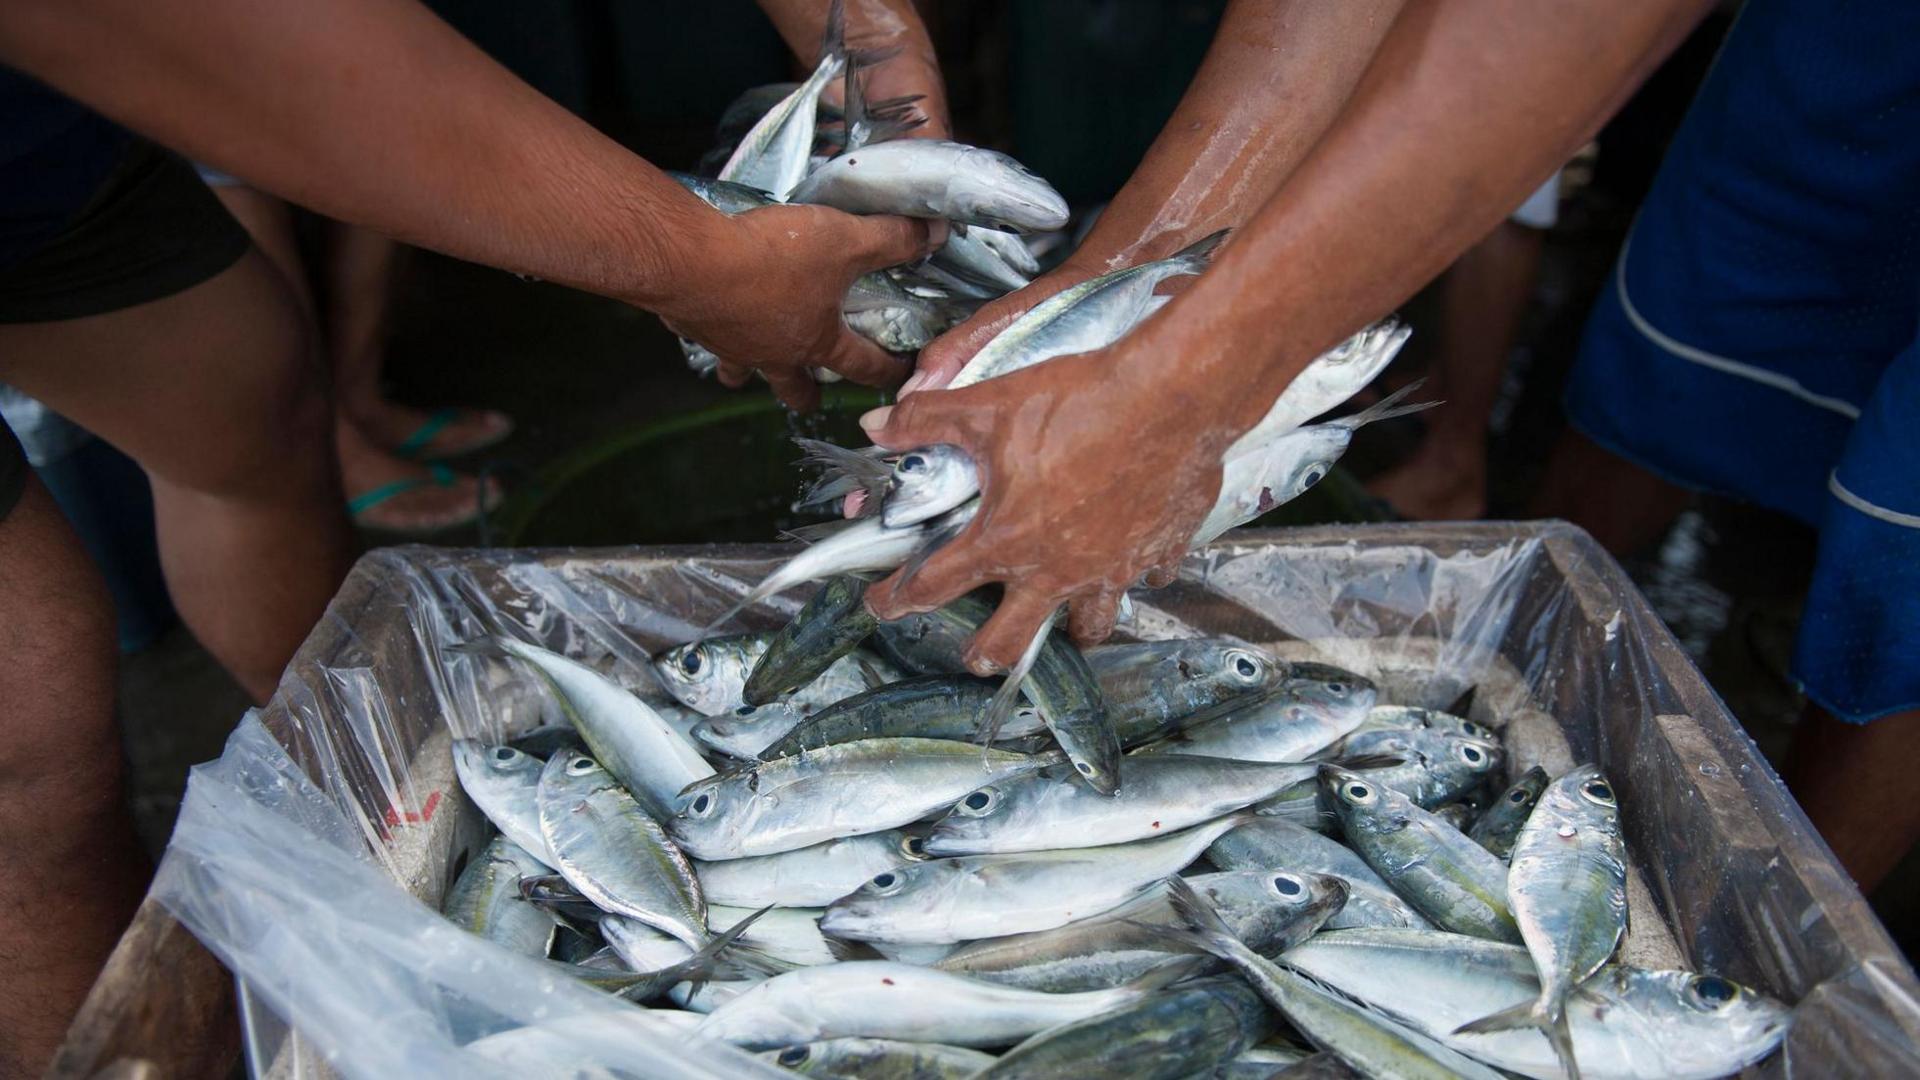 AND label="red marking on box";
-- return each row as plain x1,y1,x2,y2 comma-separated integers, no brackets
383,789,443,828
